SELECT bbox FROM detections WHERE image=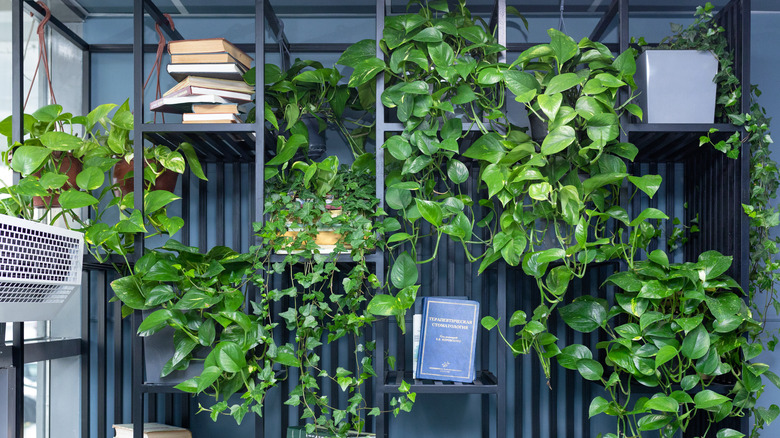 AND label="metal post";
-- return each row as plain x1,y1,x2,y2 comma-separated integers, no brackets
254,1,266,436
